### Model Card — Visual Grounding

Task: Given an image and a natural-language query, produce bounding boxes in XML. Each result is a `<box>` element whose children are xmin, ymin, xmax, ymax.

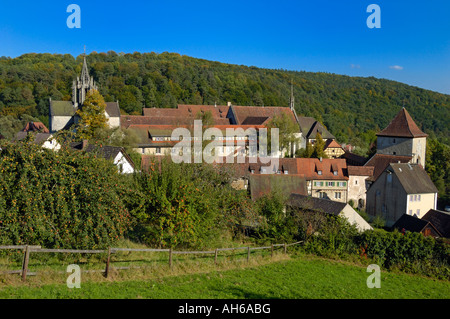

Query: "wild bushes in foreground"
<box><xmin>0</xmin><ymin>140</ymin><xmax>131</xmax><ymax>249</ymax></box>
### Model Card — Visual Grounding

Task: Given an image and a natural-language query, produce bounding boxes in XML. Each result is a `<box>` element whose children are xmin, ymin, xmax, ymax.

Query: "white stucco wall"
<box><xmin>339</xmin><ymin>204</ymin><xmax>373</xmax><ymax>232</ymax></box>
<box><xmin>113</xmin><ymin>152</ymin><xmax>135</xmax><ymax>174</ymax></box>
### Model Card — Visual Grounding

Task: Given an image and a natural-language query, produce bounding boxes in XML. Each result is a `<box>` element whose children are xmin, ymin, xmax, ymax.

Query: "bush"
<box><xmin>0</xmin><ymin>140</ymin><xmax>132</xmax><ymax>249</ymax></box>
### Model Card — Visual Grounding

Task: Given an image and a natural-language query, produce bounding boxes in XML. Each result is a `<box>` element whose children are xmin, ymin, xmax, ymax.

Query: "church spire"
<box><xmin>289</xmin><ymin>80</ymin><xmax>295</xmax><ymax>111</ymax></box>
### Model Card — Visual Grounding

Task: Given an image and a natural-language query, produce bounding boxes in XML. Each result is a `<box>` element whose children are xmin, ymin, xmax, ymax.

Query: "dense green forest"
<box><xmin>0</xmin><ymin>51</ymin><xmax>449</xmax><ymax>147</ymax></box>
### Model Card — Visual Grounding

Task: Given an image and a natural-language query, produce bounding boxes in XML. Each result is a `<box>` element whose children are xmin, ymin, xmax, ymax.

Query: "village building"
<box><xmin>71</xmin><ymin>141</ymin><xmax>135</xmax><ymax>174</ymax></box>
<box><xmin>323</xmin><ymin>139</ymin><xmax>345</xmax><ymax>159</ymax></box>
<box><xmin>287</xmin><ymin>193</ymin><xmax>373</xmax><ymax>232</ymax></box>
<box><xmin>296</xmin><ymin>158</ymin><xmax>349</xmax><ymax>203</ymax></box>
<box><xmin>421</xmin><ymin>209</ymin><xmax>450</xmax><ymax>238</ymax></box>
<box><xmin>347</xmin><ymin>165</ymin><xmax>374</xmax><ymax>211</ymax></box>
<box><xmin>391</xmin><ymin>214</ymin><xmax>442</xmax><ymax>237</ymax></box>
<box><xmin>376</xmin><ymin>108</ymin><xmax>428</xmax><ymax>168</ymax></box>
<box><xmin>14</xmin><ymin>122</ymin><xmax>61</xmax><ymax>151</ymax></box>
<box><xmin>366</xmin><ymin>163</ymin><xmax>438</xmax><ymax>227</ymax></box>
<box><xmin>49</xmin><ymin>56</ymin><xmax>121</xmax><ymax>133</ymax></box>
<box><xmin>296</xmin><ymin>117</ymin><xmax>335</xmax><ymax>148</ymax></box>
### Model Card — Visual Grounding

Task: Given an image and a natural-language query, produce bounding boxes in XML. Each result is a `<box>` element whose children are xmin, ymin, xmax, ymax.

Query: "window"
<box><xmin>335</xmin><ymin>192</ymin><xmax>341</xmax><ymax>199</ymax></box>
<box><xmin>418</xmin><ymin>195</ymin><xmax>421</xmax><ymax>201</ymax></box>
<box><xmin>393</xmin><ymin>138</ymin><xmax>396</xmax><ymax>144</ymax></box>
<box><xmin>326</xmin><ymin>182</ymin><xmax>335</xmax><ymax>187</ymax></box>
<box><xmin>318</xmin><ymin>170</ymin><xmax>322</xmax><ymax>175</ymax></box>
<box><xmin>416</xmin><ymin>209</ymin><xmax>420</xmax><ymax>216</ymax></box>
<box><xmin>155</xmin><ymin>147</ymin><xmax>161</xmax><ymax>154</ymax></box>
<box><xmin>408</xmin><ymin>210</ymin><xmax>413</xmax><ymax>215</ymax></box>
<box><xmin>284</xmin><ymin>170</ymin><xmax>288</xmax><ymax>175</ymax></box>
<box><xmin>333</xmin><ymin>171</ymin><xmax>338</xmax><ymax>176</ymax></box>
<box><xmin>355</xmin><ymin>179</ymin><xmax>358</xmax><ymax>185</ymax></box>
<box><xmin>319</xmin><ymin>192</ymin><xmax>327</xmax><ymax>199</ymax></box>
<box><xmin>393</xmin><ymin>152</ymin><xmax>397</xmax><ymax>155</ymax></box>
<box><xmin>387</xmin><ymin>174</ymin><xmax>392</xmax><ymax>183</ymax></box>
<box><xmin>410</xmin><ymin>195</ymin><xmax>413</xmax><ymax>202</ymax></box>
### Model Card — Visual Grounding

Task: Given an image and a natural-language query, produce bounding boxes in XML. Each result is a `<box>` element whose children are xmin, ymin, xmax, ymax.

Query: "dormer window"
<box><xmin>333</xmin><ymin>171</ymin><xmax>338</xmax><ymax>176</ymax></box>
<box><xmin>318</xmin><ymin>170</ymin><xmax>322</xmax><ymax>175</ymax></box>
<box><xmin>284</xmin><ymin>170</ymin><xmax>288</xmax><ymax>175</ymax></box>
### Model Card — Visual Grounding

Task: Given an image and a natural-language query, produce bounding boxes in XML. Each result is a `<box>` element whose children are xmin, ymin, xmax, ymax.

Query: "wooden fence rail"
<box><xmin>0</xmin><ymin>241</ymin><xmax>303</xmax><ymax>281</ymax></box>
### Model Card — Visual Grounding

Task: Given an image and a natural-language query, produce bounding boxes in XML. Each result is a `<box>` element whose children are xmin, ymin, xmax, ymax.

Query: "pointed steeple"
<box><xmin>377</xmin><ymin>108</ymin><xmax>428</xmax><ymax>138</ymax></box>
<box><xmin>289</xmin><ymin>81</ymin><xmax>295</xmax><ymax>111</ymax></box>
<box><xmin>81</xmin><ymin>56</ymin><xmax>90</xmax><ymax>84</ymax></box>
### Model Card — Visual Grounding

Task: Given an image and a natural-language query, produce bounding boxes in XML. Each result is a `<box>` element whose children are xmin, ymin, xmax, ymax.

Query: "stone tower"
<box><xmin>376</xmin><ymin>107</ymin><xmax>428</xmax><ymax>168</ymax></box>
<box><xmin>72</xmin><ymin>56</ymin><xmax>98</xmax><ymax>108</ymax></box>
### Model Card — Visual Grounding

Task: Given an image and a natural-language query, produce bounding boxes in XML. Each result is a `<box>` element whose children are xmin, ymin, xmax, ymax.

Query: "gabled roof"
<box><xmin>14</xmin><ymin>132</ymin><xmax>53</xmax><ymax>144</ymax></box>
<box><xmin>422</xmin><ymin>209</ymin><xmax>450</xmax><ymax>238</ymax></box>
<box><xmin>324</xmin><ymin>139</ymin><xmax>342</xmax><ymax>150</ymax></box>
<box><xmin>377</xmin><ymin>108</ymin><xmax>428</xmax><ymax>138</ymax></box>
<box><xmin>347</xmin><ymin>166</ymin><xmax>374</xmax><ymax>177</ymax></box>
<box><xmin>295</xmin><ymin>158</ymin><xmax>348</xmax><ymax>180</ymax></box>
<box><xmin>84</xmin><ymin>144</ymin><xmax>135</xmax><ymax>169</ymax></box>
<box><xmin>392</xmin><ymin>214</ymin><xmax>440</xmax><ymax>235</ymax></box>
<box><xmin>50</xmin><ymin>100</ymin><xmax>76</xmax><ymax>117</ymax></box>
<box><xmin>231</xmin><ymin>105</ymin><xmax>297</xmax><ymax>126</ymax></box>
<box><xmin>341</xmin><ymin>151</ymin><xmax>368</xmax><ymax>166</ymax></box>
<box><xmin>105</xmin><ymin>102</ymin><xmax>121</xmax><ymax>118</ymax></box>
<box><xmin>388</xmin><ymin>163</ymin><xmax>438</xmax><ymax>194</ymax></box>
<box><xmin>364</xmin><ymin>153</ymin><xmax>412</xmax><ymax>181</ymax></box>
<box><xmin>297</xmin><ymin>117</ymin><xmax>335</xmax><ymax>140</ymax></box>
<box><xmin>287</xmin><ymin>194</ymin><xmax>347</xmax><ymax>216</ymax></box>
<box><xmin>22</xmin><ymin>122</ymin><xmax>49</xmax><ymax>133</ymax></box>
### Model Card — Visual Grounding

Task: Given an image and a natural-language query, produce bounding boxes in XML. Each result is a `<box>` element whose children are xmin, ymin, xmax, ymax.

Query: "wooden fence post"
<box><xmin>21</xmin><ymin>245</ymin><xmax>30</xmax><ymax>282</ymax></box>
<box><xmin>284</xmin><ymin>243</ymin><xmax>287</xmax><ymax>254</ymax></box>
<box><xmin>169</xmin><ymin>248</ymin><xmax>173</xmax><ymax>269</ymax></box>
<box><xmin>247</xmin><ymin>247</ymin><xmax>250</xmax><ymax>263</ymax></box>
<box><xmin>104</xmin><ymin>247</ymin><xmax>111</xmax><ymax>278</ymax></box>
<box><xmin>271</xmin><ymin>244</ymin><xmax>274</xmax><ymax>258</ymax></box>
<box><xmin>214</xmin><ymin>248</ymin><xmax>218</xmax><ymax>265</ymax></box>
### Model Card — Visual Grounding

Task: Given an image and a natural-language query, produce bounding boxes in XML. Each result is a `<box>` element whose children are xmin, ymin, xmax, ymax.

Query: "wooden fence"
<box><xmin>0</xmin><ymin>241</ymin><xmax>303</xmax><ymax>282</ymax></box>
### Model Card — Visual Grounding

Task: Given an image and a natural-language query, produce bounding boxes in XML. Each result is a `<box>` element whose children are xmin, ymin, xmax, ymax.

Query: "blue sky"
<box><xmin>0</xmin><ymin>0</ymin><xmax>449</xmax><ymax>94</ymax></box>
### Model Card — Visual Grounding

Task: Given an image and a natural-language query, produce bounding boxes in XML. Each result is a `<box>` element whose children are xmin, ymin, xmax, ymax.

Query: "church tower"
<box><xmin>72</xmin><ymin>56</ymin><xmax>98</xmax><ymax>108</ymax></box>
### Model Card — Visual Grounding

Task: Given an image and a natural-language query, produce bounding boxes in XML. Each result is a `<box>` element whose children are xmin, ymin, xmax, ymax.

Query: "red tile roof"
<box><xmin>377</xmin><ymin>108</ymin><xmax>428</xmax><ymax>138</ymax></box>
<box><xmin>347</xmin><ymin>166</ymin><xmax>374</xmax><ymax>176</ymax></box>
<box><xmin>231</xmin><ymin>105</ymin><xmax>297</xmax><ymax>126</ymax></box>
<box><xmin>295</xmin><ymin>158</ymin><xmax>348</xmax><ymax>180</ymax></box>
<box><xmin>22</xmin><ymin>122</ymin><xmax>49</xmax><ymax>133</ymax></box>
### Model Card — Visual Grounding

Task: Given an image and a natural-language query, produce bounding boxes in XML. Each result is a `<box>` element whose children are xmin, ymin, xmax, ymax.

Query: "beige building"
<box><xmin>376</xmin><ymin>108</ymin><xmax>428</xmax><ymax>168</ymax></box>
<box><xmin>347</xmin><ymin>166</ymin><xmax>374</xmax><ymax>210</ymax></box>
<box><xmin>296</xmin><ymin>158</ymin><xmax>349</xmax><ymax>203</ymax></box>
<box><xmin>324</xmin><ymin>139</ymin><xmax>345</xmax><ymax>159</ymax></box>
<box><xmin>366</xmin><ymin>163</ymin><xmax>438</xmax><ymax>227</ymax></box>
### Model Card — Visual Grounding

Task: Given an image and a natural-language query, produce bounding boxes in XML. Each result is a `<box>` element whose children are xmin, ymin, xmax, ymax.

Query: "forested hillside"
<box><xmin>0</xmin><ymin>51</ymin><xmax>449</xmax><ymax>146</ymax></box>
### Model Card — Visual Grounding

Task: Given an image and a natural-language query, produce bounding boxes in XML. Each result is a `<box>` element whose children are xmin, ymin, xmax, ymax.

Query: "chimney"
<box><xmin>319</xmin><ymin>157</ymin><xmax>323</xmax><ymax>162</ymax></box>
<box><xmin>227</xmin><ymin>102</ymin><xmax>232</xmax><ymax>107</ymax></box>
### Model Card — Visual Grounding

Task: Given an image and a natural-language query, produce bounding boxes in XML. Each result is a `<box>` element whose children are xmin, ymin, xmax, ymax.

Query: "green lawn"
<box><xmin>1</xmin><ymin>256</ymin><xmax>448</xmax><ymax>299</ymax></box>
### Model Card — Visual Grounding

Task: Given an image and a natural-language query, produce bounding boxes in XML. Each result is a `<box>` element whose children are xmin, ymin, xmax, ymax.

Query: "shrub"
<box><xmin>0</xmin><ymin>140</ymin><xmax>131</xmax><ymax>249</ymax></box>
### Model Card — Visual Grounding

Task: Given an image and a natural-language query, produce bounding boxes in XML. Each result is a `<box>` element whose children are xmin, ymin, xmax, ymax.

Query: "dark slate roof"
<box><xmin>392</xmin><ymin>214</ymin><xmax>432</xmax><ymax>233</ymax></box>
<box><xmin>364</xmin><ymin>153</ymin><xmax>412</xmax><ymax>181</ymax></box>
<box><xmin>84</xmin><ymin>144</ymin><xmax>123</xmax><ymax>160</ymax></box>
<box><xmin>377</xmin><ymin>108</ymin><xmax>428</xmax><ymax>138</ymax></box>
<box><xmin>50</xmin><ymin>100</ymin><xmax>76</xmax><ymax>117</ymax></box>
<box><xmin>105</xmin><ymin>102</ymin><xmax>121</xmax><ymax>117</ymax></box>
<box><xmin>422</xmin><ymin>209</ymin><xmax>450</xmax><ymax>238</ymax></box>
<box><xmin>341</xmin><ymin>151</ymin><xmax>368</xmax><ymax>166</ymax></box>
<box><xmin>388</xmin><ymin>163</ymin><xmax>438</xmax><ymax>194</ymax></box>
<box><xmin>287</xmin><ymin>194</ymin><xmax>347</xmax><ymax>216</ymax></box>
<box><xmin>14</xmin><ymin>132</ymin><xmax>53</xmax><ymax>144</ymax></box>
<box><xmin>297</xmin><ymin>116</ymin><xmax>335</xmax><ymax>140</ymax></box>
